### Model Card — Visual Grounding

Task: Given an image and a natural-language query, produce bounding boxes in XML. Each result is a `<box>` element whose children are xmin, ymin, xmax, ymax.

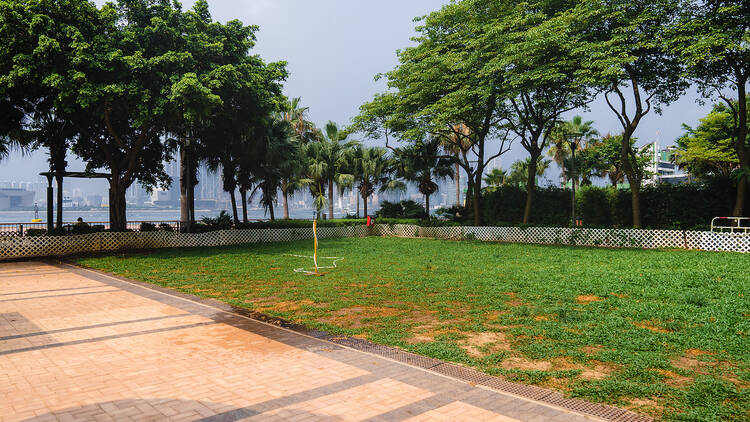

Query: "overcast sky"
<box><xmin>0</xmin><ymin>0</ymin><xmax>714</xmax><ymax>192</ymax></box>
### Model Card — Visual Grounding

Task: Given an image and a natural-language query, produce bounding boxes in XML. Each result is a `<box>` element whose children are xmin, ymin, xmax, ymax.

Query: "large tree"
<box><xmin>675</xmin><ymin>101</ymin><xmax>744</xmax><ymax>180</ymax></box>
<box><xmin>304</xmin><ymin>121</ymin><xmax>355</xmax><ymax>219</ymax></box>
<box><xmin>0</xmin><ymin>0</ymin><xmax>101</xmax><ymax>229</ymax></box>
<box><xmin>357</xmin><ymin>1</ymin><xmax>515</xmax><ymax>225</ymax></box>
<box><xmin>672</xmin><ymin>0</ymin><xmax>750</xmax><ymax>215</ymax></box>
<box><xmin>280</xmin><ymin>97</ymin><xmax>315</xmax><ymax>219</ymax></box>
<box><xmin>487</xmin><ymin>0</ymin><xmax>599</xmax><ymax>224</ymax></box>
<box><xmin>356</xmin><ymin>146</ymin><xmax>404</xmax><ymax>218</ymax></box>
<box><xmin>71</xmin><ymin>0</ymin><xmax>188</xmax><ymax>231</ymax></box>
<box><xmin>584</xmin><ymin>0</ymin><xmax>687</xmax><ymax>226</ymax></box>
<box><xmin>395</xmin><ymin>138</ymin><xmax>454</xmax><ymax>215</ymax></box>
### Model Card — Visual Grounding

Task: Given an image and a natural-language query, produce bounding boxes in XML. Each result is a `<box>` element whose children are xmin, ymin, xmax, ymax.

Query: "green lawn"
<box><xmin>74</xmin><ymin>237</ymin><xmax>750</xmax><ymax>421</ymax></box>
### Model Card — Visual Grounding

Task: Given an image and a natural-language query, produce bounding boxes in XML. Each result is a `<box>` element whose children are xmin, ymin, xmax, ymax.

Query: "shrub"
<box><xmin>139</xmin><ymin>222</ymin><xmax>158</xmax><ymax>232</ymax></box>
<box><xmin>158</xmin><ymin>223</ymin><xmax>174</xmax><ymax>232</ymax></box>
<box><xmin>201</xmin><ymin>210</ymin><xmax>233</xmax><ymax>230</ymax></box>
<box><xmin>376</xmin><ymin>200</ymin><xmax>428</xmax><ymax>219</ymax></box>
<box><xmin>25</xmin><ymin>228</ymin><xmax>47</xmax><ymax>237</ymax></box>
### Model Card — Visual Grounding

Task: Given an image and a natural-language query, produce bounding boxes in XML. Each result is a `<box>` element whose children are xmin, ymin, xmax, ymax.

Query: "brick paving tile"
<box><xmin>1</xmin><ymin>261</ymin><xmax>619</xmax><ymax>422</ymax></box>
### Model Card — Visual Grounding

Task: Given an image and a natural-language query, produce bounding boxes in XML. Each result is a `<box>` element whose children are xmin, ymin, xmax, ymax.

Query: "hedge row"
<box><xmin>481</xmin><ymin>181</ymin><xmax>748</xmax><ymax>230</ymax></box>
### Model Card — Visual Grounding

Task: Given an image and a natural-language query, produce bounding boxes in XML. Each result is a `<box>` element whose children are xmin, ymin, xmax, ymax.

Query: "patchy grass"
<box><xmin>74</xmin><ymin>236</ymin><xmax>750</xmax><ymax>421</ymax></box>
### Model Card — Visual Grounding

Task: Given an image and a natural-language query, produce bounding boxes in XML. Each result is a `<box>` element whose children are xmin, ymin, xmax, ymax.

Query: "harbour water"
<box><xmin>0</xmin><ymin>207</ymin><xmax>351</xmax><ymax>223</ymax></box>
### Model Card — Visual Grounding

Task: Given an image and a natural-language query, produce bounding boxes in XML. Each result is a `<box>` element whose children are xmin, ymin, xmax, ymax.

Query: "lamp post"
<box><xmin>568</xmin><ymin>131</ymin><xmax>581</xmax><ymax>227</ymax></box>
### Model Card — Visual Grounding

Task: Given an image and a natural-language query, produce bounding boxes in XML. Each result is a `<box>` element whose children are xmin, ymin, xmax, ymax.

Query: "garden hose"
<box><xmin>289</xmin><ymin>218</ymin><xmax>344</xmax><ymax>276</ymax></box>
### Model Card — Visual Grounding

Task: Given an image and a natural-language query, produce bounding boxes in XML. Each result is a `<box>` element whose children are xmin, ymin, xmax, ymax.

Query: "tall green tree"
<box><xmin>358</xmin><ymin>1</ymin><xmax>515</xmax><ymax>225</ymax></box>
<box><xmin>0</xmin><ymin>0</ymin><xmax>101</xmax><ymax>229</ymax></box>
<box><xmin>280</xmin><ymin>97</ymin><xmax>315</xmax><ymax>219</ymax></box>
<box><xmin>243</xmin><ymin>115</ymin><xmax>298</xmax><ymax>221</ymax></box>
<box><xmin>584</xmin><ymin>0</ymin><xmax>687</xmax><ymax>226</ymax></box>
<box><xmin>71</xmin><ymin>0</ymin><xmax>189</xmax><ymax>231</ymax></box>
<box><xmin>304</xmin><ymin>121</ymin><xmax>355</xmax><ymax>219</ymax></box>
<box><xmin>548</xmin><ymin>116</ymin><xmax>599</xmax><ymax>189</ymax></box>
<box><xmin>356</xmin><ymin>147</ymin><xmax>404</xmax><ymax>217</ymax></box>
<box><xmin>672</xmin><ymin>0</ymin><xmax>750</xmax><ymax>215</ymax></box>
<box><xmin>488</xmin><ymin>1</ymin><xmax>598</xmax><ymax>224</ymax></box>
<box><xmin>675</xmin><ymin>102</ymin><xmax>743</xmax><ymax>179</ymax></box>
<box><xmin>395</xmin><ymin>138</ymin><xmax>454</xmax><ymax>215</ymax></box>
<box><xmin>506</xmin><ymin>157</ymin><xmax>551</xmax><ymax>187</ymax></box>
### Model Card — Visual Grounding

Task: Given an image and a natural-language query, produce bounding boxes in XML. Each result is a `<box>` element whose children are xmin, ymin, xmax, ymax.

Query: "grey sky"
<box><xmin>0</xmin><ymin>0</ymin><xmax>714</xmax><ymax>192</ymax></box>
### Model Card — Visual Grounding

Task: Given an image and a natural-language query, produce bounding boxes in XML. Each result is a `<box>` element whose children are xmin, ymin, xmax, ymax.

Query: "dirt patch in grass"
<box><xmin>626</xmin><ymin>398</ymin><xmax>664</xmax><ymax>417</ymax></box>
<box><xmin>654</xmin><ymin>369</ymin><xmax>693</xmax><ymax>388</ymax></box>
<box><xmin>501</xmin><ymin>357</ymin><xmax>552</xmax><ymax>371</ymax></box>
<box><xmin>504</xmin><ymin>292</ymin><xmax>525</xmax><ymax>307</ymax></box>
<box><xmin>576</xmin><ymin>294</ymin><xmax>604</xmax><ymax>304</ymax></box>
<box><xmin>486</xmin><ymin>310</ymin><xmax>508</xmax><ymax>321</ymax></box>
<box><xmin>580</xmin><ymin>345</ymin><xmax>604</xmax><ymax>355</ymax></box>
<box><xmin>460</xmin><ymin>332</ymin><xmax>511</xmax><ymax>357</ymax></box>
<box><xmin>319</xmin><ymin>305</ymin><xmax>401</xmax><ymax>329</ymax></box>
<box><xmin>633</xmin><ymin>320</ymin><xmax>671</xmax><ymax>333</ymax></box>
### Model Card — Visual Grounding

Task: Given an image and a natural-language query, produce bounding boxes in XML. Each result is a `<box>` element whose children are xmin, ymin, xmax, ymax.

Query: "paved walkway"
<box><xmin>0</xmin><ymin>261</ymin><xmax>605</xmax><ymax>422</ymax></box>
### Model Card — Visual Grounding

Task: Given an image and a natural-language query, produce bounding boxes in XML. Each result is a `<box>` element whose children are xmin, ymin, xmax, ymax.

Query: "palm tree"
<box><xmin>440</xmin><ymin>124</ymin><xmax>471</xmax><ymax>206</ymax></box>
<box><xmin>396</xmin><ymin>139</ymin><xmax>454</xmax><ymax>215</ymax></box>
<box><xmin>483</xmin><ymin>168</ymin><xmax>507</xmax><ymax>188</ymax></box>
<box><xmin>245</xmin><ymin>116</ymin><xmax>299</xmax><ymax>221</ymax></box>
<box><xmin>281</xmin><ymin>97</ymin><xmax>316</xmax><ymax>219</ymax></box>
<box><xmin>549</xmin><ymin>116</ymin><xmax>598</xmax><ymax>224</ymax></box>
<box><xmin>507</xmin><ymin>157</ymin><xmax>551</xmax><ymax>187</ymax></box>
<box><xmin>357</xmin><ymin>147</ymin><xmax>405</xmax><ymax>217</ymax></box>
<box><xmin>548</xmin><ymin>116</ymin><xmax>598</xmax><ymax>190</ymax></box>
<box><xmin>304</xmin><ymin>121</ymin><xmax>355</xmax><ymax>219</ymax></box>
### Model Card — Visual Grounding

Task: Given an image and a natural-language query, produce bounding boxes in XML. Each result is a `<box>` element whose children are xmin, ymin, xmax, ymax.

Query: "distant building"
<box><xmin>642</xmin><ymin>142</ymin><xmax>690</xmax><ymax>185</ymax></box>
<box><xmin>0</xmin><ymin>188</ymin><xmax>35</xmax><ymax>210</ymax></box>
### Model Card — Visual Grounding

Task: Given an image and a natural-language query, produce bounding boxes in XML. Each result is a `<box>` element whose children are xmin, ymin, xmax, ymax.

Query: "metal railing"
<box><xmin>710</xmin><ymin>217</ymin><xmax>750</xmax><ymax>234</ymax></box>
<box><xmin>0</xmin><ymin>220</ymin><xmax>181</xmax><ymax>237</ymax></box>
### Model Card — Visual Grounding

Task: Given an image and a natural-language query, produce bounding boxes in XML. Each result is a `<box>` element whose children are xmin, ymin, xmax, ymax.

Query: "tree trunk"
<box><xmin>733</xmin><ymin>77</ymin><xmax>748</xmax><ymax>216</ymax></box>
<box><xmin>282</xmin><ymin>179</ymin><xmax>290</xmax><ymax>219</ymax></box>
<box><xmin>229</xmin><ymin>189</ymin><xmax>239</xmax><ymax>226</ymax></box>
<box><xmin>630</xmin><ymin>181</ymin><xmax>642</xmax><ymax>228</ymax></box>
<box><xmin>328</xmin><ymin>179</ymin><xmax>334</xmax><ymax>219</ymax></box>
<box><xmin>523</xmin><ymin>153</ymin><xmax>539</xmax><ymax>224</ymax></box>
<box><xmin>109</xmin><ymin>176</ymin><xmax>127</xmax><ymax>232</ymax></box>
<box><xmin>570</xmin><ymin>143</ymin><xmax>577</xmax><ymax>225</ymax></box>
<box><xmin>455</xmin><ymin>163</ymin><xmax>461</xmax><ymax>206</ymax></box>
<box><xmin>356</xmin><ymin>192</ymin><xmax>360</xmax><ymax>218</ymax></box>
<box><xmin>472</xmin><ymin>173</ymin><xmax>482</xmax><ymax>225</ymax></box>
<box><xmin>621</xmin><ymin>130</ymin><xmax>641</xmax><ymax>227</ymax></box>
<box><xmin>363</xmin><ymin>193</ymin><xmax>368</xmax><ymax>218</ymax></box>
<box><xmin>240</xmin><ymin>188</ymin><xmax>248</xmax><ymax>224</ymax></box>
<box><xmin>55</xmin><ymin>175</ymin><xmax>63</xmax><ymax>230</ymax></box>
<box><xmin>734</xmin><ymin>176</ymin><xmax>747</xmax><ymax>216</ymax></box>
<box><xmin>179</xmin><ymin>144</ymin><xmax>190</xmax><ymax>232</ymax></box>
<box><xmin>425</xmin><ymin>194</ymin><xmax>430</xmax><ymax>216</ymax></box>
<box><xmin>268</xmin><ymin>196</ymin><xmax>275</xmax><ymax>221</ymax></box>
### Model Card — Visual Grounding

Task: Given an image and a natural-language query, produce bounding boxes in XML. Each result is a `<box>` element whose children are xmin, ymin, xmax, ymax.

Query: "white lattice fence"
<box><xmin>1</xmin><ymin>223</ymin><xmax>748</xmax><ymax>261</ymax></box>
<box><xmin>0</xmin><ymin>225</ymin><xmax>365</xmax><ymax>261</ymax></box>
<box><xmin>378</xmin><ymin>224</ymin><xmax>749</xmax><ymax>253</ymax></box>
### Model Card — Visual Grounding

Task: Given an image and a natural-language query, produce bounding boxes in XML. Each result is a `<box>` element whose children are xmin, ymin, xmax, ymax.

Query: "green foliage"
<box><xmin>481</xmin><ymin>183</ymin><xmax>747</xmax><ymax>229</ymax></box>
<box><xmin>675</xmin><ymin>102</ymin><xmax>743</xmax><ymax>180</ymax></box>
<box><xmin>200</xmin><ymin>210</ymin><xmax>233</xmax><ymax>231</ymax></box>
<box><xmin>376</xmin><ymin>200</ymin><xmax>428</xmax><ymax>219</ymax></box>
<box><xmin>139</xmin><ymin>222</ymin><xmax>158</xmax><ymax>232</ymax></box>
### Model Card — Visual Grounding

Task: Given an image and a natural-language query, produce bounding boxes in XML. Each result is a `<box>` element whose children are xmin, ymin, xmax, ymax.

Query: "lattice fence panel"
<box><xmin>1</xmin><ymin>224</ymin><xmax>748</xmax><ymax>261</ymax></box>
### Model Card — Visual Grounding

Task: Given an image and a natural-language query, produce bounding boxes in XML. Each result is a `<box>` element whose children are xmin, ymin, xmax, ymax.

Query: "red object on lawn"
<box><xmin>367</xmin><ymin>216</ymin><xmax>372</xmax><ymax>226</ymax></box>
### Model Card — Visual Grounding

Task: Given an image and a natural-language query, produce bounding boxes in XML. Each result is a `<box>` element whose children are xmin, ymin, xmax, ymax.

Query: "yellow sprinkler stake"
<box><xmin>289</xmin><ymin>214</ymin><xmax>344</xmax><ymax>276</ymax></box>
